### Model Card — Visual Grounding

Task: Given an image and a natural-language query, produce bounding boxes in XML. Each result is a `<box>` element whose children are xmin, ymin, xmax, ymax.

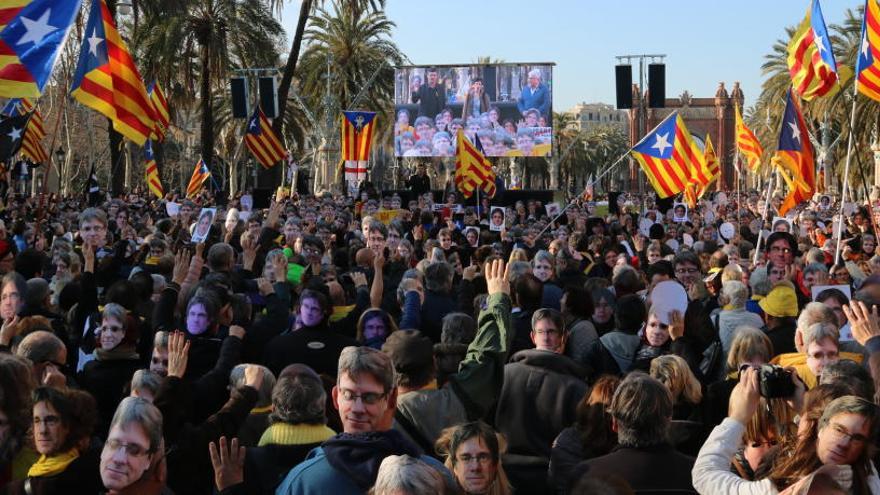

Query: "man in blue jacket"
<box><xmin>275</xmin><ymin>346</ymin><xmax>451</xmax><ymax>494</ymax></box>
<box><xmin>517</xmin><ymin>69</ymin><xmax>550</xmax><ymax>119</ymax></box>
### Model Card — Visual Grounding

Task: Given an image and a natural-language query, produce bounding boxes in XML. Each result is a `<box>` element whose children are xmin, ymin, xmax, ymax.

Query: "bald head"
<box><xmin>15</xmin><ymin>330</ymin><xmax>66</xmax><ymax>383</ymax></box>
<box><xmin>327</xmin><ymin>281</ymin><xmax>345</xmax><ymax>306</ymax></box>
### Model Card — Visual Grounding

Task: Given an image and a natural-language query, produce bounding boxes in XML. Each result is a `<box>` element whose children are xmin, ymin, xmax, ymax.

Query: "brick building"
<box><xmin>627</xmin><ymin>81</ymin><xmax>744</xmax><ymax>193</ymax></box>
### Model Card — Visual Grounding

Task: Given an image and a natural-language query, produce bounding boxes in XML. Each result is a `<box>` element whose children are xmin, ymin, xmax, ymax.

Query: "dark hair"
<box><xmin>646</xmin><ymin>260</ymin><xmax>675</xmax><ymax>280</ymax></box>
<box><xmin>765</xmin><ymin>231</ymin><xmax>797</xmax><ymax>254</ymax></box>
<box><xmin>614</xmin><ymin>294</ymin><xmax>646</xmax><ymax>333</ymax></box>
<box><xmin>298</xmin><ymin>289</ymin><xmax>331</xmax><ymax>319</ymax></box>
<box><xmin>514</xmin><ymin>273</ymin><xmax>544</xmax><ymax>312</ymax></box>
<box><xmin>31</xmin><ymin>387</ymin><xmax>97</xmax><ymax>453</ymax></box>
<box><xmin>0</xmin><ymin>355</ymin><xmax>35</xmax><ymax>463</ymax></box>
<box><xmin>612</xmin><ymin>267</ymin><xmax>642</xmax><ymax>297</ymax></box>
<box><xmin>435</xmin><ymin>420</ymin><xmax>502</xmax><ymax>467</ymax></box>
<box><xmin>13</xmin><ymin>249</ymin><xmax>44</xmax><ymax>279</ymax></box>
<box><xmin>562</xmin><ymin>285</ymin><xmax>594</xmax><ymax>320</ymax></box>
<box><xmin>672</xmin><ymin>251</ymin><xmax>700</xmax><ymax>270</ymax></box>
<box><xmin>610</xmin><ymin>373</ymin><xmax>672</xmax><ymax>448</ymax></box>
<box><xmin>815</xmin><ymin>288</ymin><xmax>849</xmax><ymax>306</ymax></box>
<box><xmin>425</xmin><ymin>262</ymin><xmax>454</xmax><ymax>293</ymax></box>
<box><xmin>270</xmin><ymin>373</ymin><xmax>326</xmax><ymax>425</ymax></box>
<box><xmin>820</xmin><ymin>360</ymin><xmax>875</xmax><ymax>401</ymax></box>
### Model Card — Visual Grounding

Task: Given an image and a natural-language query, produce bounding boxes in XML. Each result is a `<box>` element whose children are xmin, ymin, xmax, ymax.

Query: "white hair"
<box><xmin>528</xmin><ymin>69</ymin><xmax>541</xmax><ymax>79</ymax></box>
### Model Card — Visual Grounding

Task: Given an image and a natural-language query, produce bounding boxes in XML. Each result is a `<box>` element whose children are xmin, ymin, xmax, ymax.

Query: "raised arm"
<box><xmin>447</xmin><ymin>260</ymin><xmax>513</xmax><ymax>418</ymax></box>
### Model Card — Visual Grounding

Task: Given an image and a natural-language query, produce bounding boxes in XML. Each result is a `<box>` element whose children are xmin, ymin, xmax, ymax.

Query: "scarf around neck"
<box><xmin>27</xmin><ymin>447</ymin><xmax>78</xmax><ymax>478</ymax></box>
<box><xmin>257</xmin><ymin>423</ymin><xmax>335</xmax><ymax>447</ymax></box>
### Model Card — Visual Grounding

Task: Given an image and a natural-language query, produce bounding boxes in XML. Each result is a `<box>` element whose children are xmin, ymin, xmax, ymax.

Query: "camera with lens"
<box><xmin>758</xmin><ymin>364</ymin><xmax>794</xmax><ymax>399</ymax></box>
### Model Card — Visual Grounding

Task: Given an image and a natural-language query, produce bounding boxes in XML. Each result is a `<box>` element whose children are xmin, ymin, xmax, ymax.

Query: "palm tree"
<box><xmin>266</xmin><ymin>0</ymin><xmax>386</xmax><ymax>138</ymax></box>
<box><xmin>135</xmin><ymin>0</ymin><xmax>284</xmax><ymax>177</ymax></box>
<box><xmin>294</xmin><ymin>0</ymin><xmax>404</xmax><ymax>191</ymax></box>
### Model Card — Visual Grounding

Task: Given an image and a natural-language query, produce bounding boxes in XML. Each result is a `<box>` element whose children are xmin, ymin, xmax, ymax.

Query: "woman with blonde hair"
<box><xmin>704</xmin><ymin>327</ymin><xmax>774</xmax><ymax>426</ymax></box>
<box><xmin>508</xmin><ymin>248</ymin><xmax>528</xmax><ymax>263</ymax></box>
<box><xmin>435</xmin><ymin>421</ymin><xmax>511</xmax><ymax>495</ymax></box>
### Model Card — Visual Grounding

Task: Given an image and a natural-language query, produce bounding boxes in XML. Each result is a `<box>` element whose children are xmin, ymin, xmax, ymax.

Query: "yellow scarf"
<box><xmin>257</xmin><ymin>423</ymin><xmax>335</xmax><ymax>447</ymax></box>
<box><xmin>250</xmin><ymin>404</ymin><xmax>273</xmax><ymax>414</ymax></box>
<box><xmin>330</xmin><ymin>305</ymin><xmax>355</xmax><ymax>323</ymax></box>
<box><xmin>27</xmin><ymin>448</ymin><xmax>79</xmax><ymax>478</ymax></box>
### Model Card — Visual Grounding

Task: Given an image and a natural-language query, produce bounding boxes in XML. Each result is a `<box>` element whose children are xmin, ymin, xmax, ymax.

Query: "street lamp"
<box><xmin>54</xmin><ymin>146</ymin><xmax>64</xmax><ymax>162</ymax></box>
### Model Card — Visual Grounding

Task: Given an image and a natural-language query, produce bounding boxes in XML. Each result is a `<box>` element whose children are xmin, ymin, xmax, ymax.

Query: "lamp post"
<box><xmin>54</xmin><ymin>146</ymin><xmax>64</xmax><ymax>194</ymax></box>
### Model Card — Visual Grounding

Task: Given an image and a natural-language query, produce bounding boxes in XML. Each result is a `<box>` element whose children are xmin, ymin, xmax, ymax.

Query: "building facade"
<box><xmin>569</xmin><ymin>102</ymin><xmax>629</xmax><ymax>133</ymax></box>
<box><xmin>627</xmin><ymin>81</ymin><xmax>744</xmax><ymax>193</ymax></box>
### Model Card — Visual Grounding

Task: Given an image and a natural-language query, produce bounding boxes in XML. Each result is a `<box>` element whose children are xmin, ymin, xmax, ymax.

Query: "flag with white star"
<box><xmin>245</xmin><ymin>105</ymin><xmax>286</xmax><ymax>169</ymax></box>
<box><xmin>0</xmin><ymin>112</ymin><xmax>31</xmax><ymax>162</ymax></box>
<box><xmin>772</xmin><ymin>88</ymin><xmax>815</xmax><ymax>216</ymax></box>
<box><xmin>857</xmin><ymin>0</ymin><xmax>880</xmax><ymax>102</ymax></box>
<box><xmin>630</xmin><ymin>111</ymin><xmax>707</xmax><ymax>199</ymax></box>
<box><xmin>70</xmin><ymin>0</ymin><xmax>155</xmax><ymax>146</ymax></box>
<box><xmin>0</xmin><ymin>0</ymin><xmax>82</xmax><ymax>97</ymax></box>
<box><xmin>787</xmin><ymin>0</ymin><xmax>838</xmax><ymax>101</ymax></box>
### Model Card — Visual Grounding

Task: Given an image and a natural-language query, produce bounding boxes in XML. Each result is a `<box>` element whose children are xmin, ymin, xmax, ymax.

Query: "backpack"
<box><xmin>698</xmin><ymin>313</ymin><xmax>723</xmax><ymax>381</ymax></box>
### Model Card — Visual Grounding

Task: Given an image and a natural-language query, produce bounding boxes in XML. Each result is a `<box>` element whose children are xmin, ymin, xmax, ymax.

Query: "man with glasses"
<box><xmin>276</xmin><ymin>346</ymin><xmax>452</xmax><ymax>494</ymax></box>
<box><xmin>672</xmin><ymin>251</ymin><xmax>718</xmax><ymax>355</ymax></box>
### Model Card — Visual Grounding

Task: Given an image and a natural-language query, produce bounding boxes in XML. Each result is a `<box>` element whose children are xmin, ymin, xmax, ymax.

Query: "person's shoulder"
<box><xmin>277</xmin><ymin>447</ymin><xmax>352</xmax><ymax>493</ymax></box>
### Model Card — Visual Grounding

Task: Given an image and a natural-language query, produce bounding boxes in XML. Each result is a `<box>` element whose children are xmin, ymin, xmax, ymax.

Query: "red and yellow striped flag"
<box><xmin>787</xmin><ymin>0</ymin><xmax>838</xmax><ymax>101</ymax></box>
<box><xmin>148</xmin><ymin>82</ymin><xmax>169</xmax><ymax>142</ymax></box>
<box><xmin>245</xmin><ymin>106</ymin><xmax>286</xmax><ymax>169</ymax></box>
<box><xmin>186</xmin><ymin>158</ymin><xmax>210</xmax><ymax>199</ymax></box>
<box><xmin>70</xmin><ymin>0</ymin><xmax>155</xmax><ymax>146</ymax></box>
<box><xmin>341</xmin><ymin>111</ymin><xmax>376</xmax><ymax>161</ymax></box>
<box><xmin>735</xmin><ymin>104</ymin><xmax>763</xmax><ymax>171</ymax></box>
<box><xmin>144</xmin><ymin>139</ymin><xmax>163</xmax><ymax>198</ymax></box>
<box><xmin>455</xmin><ymin>130</ymin><xmax>496</xmax><ymax>199</ymax></box>
<box><xmin>857</xmin><ymin>0</ymin><xmax>880</xmax><ymax>101</ymax></box>
<box><xmin>20</xmin><ymin>109</ymin><xmax>46</xmax><ymax>163</ymax></box>
<box><xmin>631</xmin><ymin>112</ymin><xmax>706</xmax><ymax>199</ymax></box>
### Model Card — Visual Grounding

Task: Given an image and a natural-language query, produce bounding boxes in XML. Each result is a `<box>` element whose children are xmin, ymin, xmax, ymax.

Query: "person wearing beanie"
<box><xmin>758</xmin><ymin>281</ymin><xmax>799</xmax><ymax>356</ymax></box>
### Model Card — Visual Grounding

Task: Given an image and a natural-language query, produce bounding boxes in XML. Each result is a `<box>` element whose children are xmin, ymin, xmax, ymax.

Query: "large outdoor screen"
<box><xmin>393</xmin><ymin>63</ymin><xmax>553</xmax><ymax>157</ymax></box>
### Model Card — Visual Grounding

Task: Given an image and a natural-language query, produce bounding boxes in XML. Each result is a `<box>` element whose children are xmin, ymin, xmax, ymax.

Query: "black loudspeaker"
<box><xmin>615</xmin><ymin>65</ymin><xmax>632</xmax><ymax>109</ymax></box>
<box><xmin>252</xmin><ymin>188</ymin><xmax>272</xmax><ymax>209</ymax></box>
<box><xmin>648</xmin><ymin>64</ymin><xmax>666</xmax><ymax>108</ymax></box>
<box><xmin>258</xmin><ymin>76</ymin><xmax>278</xmax><ymax>118</ymax></box>
<box><xmin>230</xmin><ymin>77</ymin><xmax>249</xmax><ymax>118</ymax></box>
<box><xmin>482</xmin><ymin>65</ymin><xmax>497</xmax><ymax>101</ymax></box>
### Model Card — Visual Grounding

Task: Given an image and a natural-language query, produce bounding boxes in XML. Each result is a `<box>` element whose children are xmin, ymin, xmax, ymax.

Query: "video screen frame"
<box><xmin>393</xmin><ymin>62</ymin><xmax>554</xmax><ymax>158</ymax></box>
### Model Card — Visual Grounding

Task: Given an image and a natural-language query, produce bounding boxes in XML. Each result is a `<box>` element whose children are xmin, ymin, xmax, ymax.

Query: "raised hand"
<box><xmin>209</xmin><ymin>437</ymin><xmax>245</xmax><ymax>492</ymax></box>
<box><xmin>166</xmin><ymin>331</ymin><xmax>190</xmax><ymax>379</ymax></box>
<box><xmin>729</xmin><ymin>367</ymin><xmax>760</xmax><ymax>425</ymax></box>
<box><xmin>485</xmin><ymin>259</ymin><xmax>509</xmax><ymax>296</ymax></box>
<box><xmin>83</xmin><ymin>242</ymin><xmax>96</xmax><ymax>274</ymax></box>
<box><xmin>172</xmin><ymin>249</ymin><xmax>191</xmax><ymax>285</ymax></box>
<box><xmin>228</xmin><ymin>325</ymin><xmax>245</xmax><ymax>340</ymax></box>
<box><xmin>843</xmin><ymin>301</ymin><xmax>880</xmax><ymax>346</ymax></box>
<box><xmin>256</xmin><ymin>277</ymin><xmax>274</xmax><ymax>296</ymax></box>
<box><xmin>243</xmin><ymin>365</ymin><xmax>264</xmax><ymax>388</ymax></box>
<box><xmin>667</xmin><ymin>310</ymin><xmax>685</xmax><ymax>341</ymax></box>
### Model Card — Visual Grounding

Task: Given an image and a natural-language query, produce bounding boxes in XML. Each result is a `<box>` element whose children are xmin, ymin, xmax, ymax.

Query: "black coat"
<box><xmin>509</xmin><ymin>310</ymin><xmax>536</xmax><ymax>358</ymax></box>
<box><xmin>2</xmin><ymin>446</ymin><xmax>102</xmax><ymax>495</ymax></box>
<box><xmin>78</xmin><ymin>357</ymin><xmax>141</xmax><ymax>438</ymax></box>
<box><xmin>494</xmin><ymin>349</ymin><xmax>589</xmax><ymax>459</ymax></box>
<box><xmin>234</xmin><ymin>443</ymin><xmax>324</xmax><ymax>495</ymax></box>
<box><xmin>583</xmin><ymin>444</ymin><xmax>696</xmax><ymax>492</ymax></box>
<box><xmin>419</xmin><ymin>290</ymin><xmax>457</xmax><ymax>343</ymax></box>
<box><xmin>263</xmin><ymin>326</ymin><xmax>358</xmax><ymax>378</ymax></box>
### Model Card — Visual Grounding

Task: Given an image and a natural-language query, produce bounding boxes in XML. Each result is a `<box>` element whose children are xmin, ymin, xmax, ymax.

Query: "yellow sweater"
<box><xmin>771</xmin><ymin>351</ymin><xmax>864</xmax><ymax>389</ymax></box>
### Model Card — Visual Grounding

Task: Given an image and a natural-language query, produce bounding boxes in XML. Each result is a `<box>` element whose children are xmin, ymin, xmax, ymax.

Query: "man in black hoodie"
<box><xmin>275</xmin><ymin>346</ymin><xmax>452</xmax><ymax>494</ymax></box>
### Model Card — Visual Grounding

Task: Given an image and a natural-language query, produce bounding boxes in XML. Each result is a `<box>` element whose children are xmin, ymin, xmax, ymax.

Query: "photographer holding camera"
<box><xmin>693</xmin><ymin>365</ymin><xmax>880</xmax><ymax>494</ymax></box>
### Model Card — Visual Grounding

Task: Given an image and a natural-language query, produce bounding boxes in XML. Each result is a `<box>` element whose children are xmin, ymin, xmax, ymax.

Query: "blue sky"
<box><xmin>280</xmin><ymin>0</ymin><xmax>860</xmax><ymax>111</ymax></box>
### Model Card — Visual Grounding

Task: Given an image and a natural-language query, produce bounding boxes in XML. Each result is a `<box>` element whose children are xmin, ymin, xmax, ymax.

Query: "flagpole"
<box><xmin>753</xmin><ymin>170</ymin><xmax>776</xmax><ymax>266</ymax></box>
<box><xmin>834</xmin><ymin>88</ymin><xmax>859</xmax><ymax>266</ymax></box>
<box><xmin>734</xmin><ymin>146</ymin><xmax>741</xmax><ymax>236</ymax></box>
<box><xmin>536</xmin><ymin>148</ymin><xmax>632</xmax><ymax>238</ymax></box>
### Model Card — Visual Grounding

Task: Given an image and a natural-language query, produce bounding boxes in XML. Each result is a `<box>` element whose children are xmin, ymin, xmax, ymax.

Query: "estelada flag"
<box><xmin>20</xmin><ymin>108</ymin><xmax>46</xmax><ymax>163</ymax></box>
<box><xmin>341</xmin><ymin>111</ymin><xmax>376</xmax><ymax>161</ymax></box>
<box><xmin>630</xmin><ymin>112</ymin><xmax>706</xmax><ymax>199</ymax></box>
<box><xmin>70</xmin><ymin>0</ymin><xmax>155</xmax><ymax>145</ymax></box>
<box><xmin>787</xmin><ymin>0</ymin><xmax>838</xmax><ymax>100</ymax></box>
<box><xmin>245</xmin><ymin>105</ymin><xmax>286</xmax><ymax>168</ymax></box>
<box><xmin>856</xmin><ymin>0</ymin><xmax>880</xmax><ymax>101</ymax></box>
<box><xmin>0</xmin><ymin>0</ymin><xmax>81</xmax><ymax>97</ymax></box>
<box><xmin>454</xmin><ymin>130</ymin><xmax>495</xmax><ymax>199</ymax></box>
<box><xmin>144</xmin><ymin>139</ymin><xmax>163</xmax><ymax>199</ymax></box>
<box><xmin>186</xmin><ymin>158</ymin><xmax>210</xmax><ymax>199</ymax></box>
<box><xmin>735</xmin><ymin>104</ymin><xmax>763</xmax><ymax>171</ymax></box>
<box><xmin>772</xmin><ymin>88</ymin><xmax>815</xmax><ymax>216</ymax></box>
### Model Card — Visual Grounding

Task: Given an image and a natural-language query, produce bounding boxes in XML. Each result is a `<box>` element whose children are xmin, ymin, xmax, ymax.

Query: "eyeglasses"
<box><xmin>827</xmin><ymin>422</ymin><xmax>868</xmax><ymax>445</ymax></box>
<box><xmin>304</xmin><ymin>248</ymin><xmax>321</xmax><ymax>256</ymax></box>
<box><xmin>339</xmin><ymin>389</ymin><xmax>387</xmax><ymax>405</ymax></box>
<box><xmin>105</xmin><ymin>438</ymin><xmax>152</xmax><ymax>457</ymax></box>
<box><xmin>457</xmin><ymin>453</ymin><xmax>494</xmax><ymax>466</ymax></box>
<box><xmin>33</xmin><ymin>415</ymin><xmax>60</xmax><ymax>427</ymax></box>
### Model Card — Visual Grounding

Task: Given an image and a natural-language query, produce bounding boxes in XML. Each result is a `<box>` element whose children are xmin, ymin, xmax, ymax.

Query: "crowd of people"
<box><xmin>1</xmin><ymin>182</ymin><xmax>880</xmax><ymax>494</ymax></box>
